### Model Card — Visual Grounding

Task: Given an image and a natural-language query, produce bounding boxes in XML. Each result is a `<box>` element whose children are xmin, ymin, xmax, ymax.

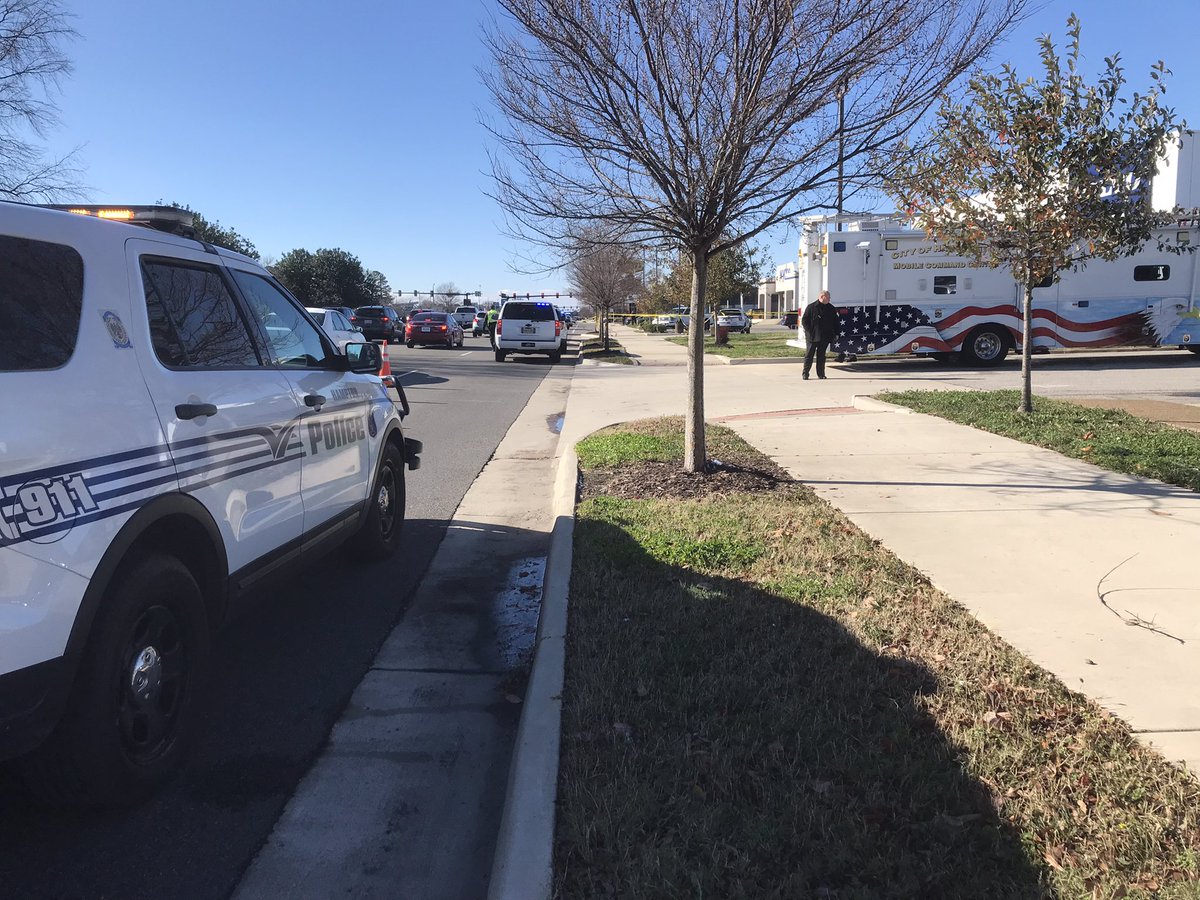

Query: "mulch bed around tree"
<box><xmin>579</xmin><ymin>454</ymin><xmax>797</xmax><ymax>502</ymax></box>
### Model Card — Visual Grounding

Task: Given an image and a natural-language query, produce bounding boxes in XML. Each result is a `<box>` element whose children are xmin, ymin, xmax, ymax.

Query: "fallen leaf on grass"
<box><xmin>1044</xmin><ymin>845</ymin><xmax>1066</xmax><ymax>871</ymax></box>
<box><xmin>983</xmin><ymin>710</ymin><xmax>1013</xmax><ymax>728</ymax></box>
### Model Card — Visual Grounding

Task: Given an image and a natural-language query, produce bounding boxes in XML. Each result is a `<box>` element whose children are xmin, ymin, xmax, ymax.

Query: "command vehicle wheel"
<box><xmin>960</xmin><ymin>325</ymin><xmax>1009</xmax><ymax>367</ymax></box>
<box><xmin>1187</xmin><ymin>346</ymin><xmax>1200</xmax><ymax>356</ymax></box>
<box><xmin>351</xmin><ymin>442</ymin><xmax>405</xmax><ymax>561</ymax></box>
<box><xmin>495</xmin><ymin>349</ymin><xmax>506</xmax><ymax>362</ymax></box>
<box><xmin>22</xmin><ymin>554</ymin><xmax>209</xmax><ymax>807</ymax></box>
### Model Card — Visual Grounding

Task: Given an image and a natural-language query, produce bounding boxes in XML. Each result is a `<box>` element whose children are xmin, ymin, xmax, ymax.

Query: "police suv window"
<box><xmin>230</xmin><ymin>271</ymin><xmax>332</xmax><ymax>369</ymax></box>
<box><xmin>143</xmin><ymin>259</ymin><xmax>260</xmax><ymax>368</ymax></box>
<box><xmin>0</xmin><ymin>235</ymin><xmax>84</xmax><ymax>371</ymax></box>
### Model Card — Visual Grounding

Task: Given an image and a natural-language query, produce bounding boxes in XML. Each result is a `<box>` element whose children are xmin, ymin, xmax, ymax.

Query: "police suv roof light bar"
<box><xmin>43</xmin><ymin>204</ymin><xmax>196</xmax><ymax>238</ymax></box>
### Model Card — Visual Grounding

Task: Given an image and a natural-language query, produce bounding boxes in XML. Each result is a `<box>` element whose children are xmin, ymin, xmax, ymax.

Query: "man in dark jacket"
<box><xmin>801</xmin><ymin>290</ymin><xmax>840</xmax><ymax>380</ymax></box>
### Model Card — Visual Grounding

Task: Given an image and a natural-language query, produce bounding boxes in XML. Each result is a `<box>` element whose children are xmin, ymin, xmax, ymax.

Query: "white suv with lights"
<box><xmin>494</xmin><ymin>300</ymin><xmax>566</xmax><ymax>362</ymax></box>
<box><xmin>0</xmin><ymin>203</ymin><xmax>421</xmax><ymax>806</ymax></box>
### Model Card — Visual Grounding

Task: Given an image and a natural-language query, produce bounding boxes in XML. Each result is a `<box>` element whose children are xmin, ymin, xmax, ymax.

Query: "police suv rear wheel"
<box><xmin>22</xmin><ymin>554</ymin><xmax>209</xmax><ymax>807</ymax></box>
<box><xmin>352</xmin><ymin>442</ymin><xmax>405</xmax><ymax>560</ymax></box>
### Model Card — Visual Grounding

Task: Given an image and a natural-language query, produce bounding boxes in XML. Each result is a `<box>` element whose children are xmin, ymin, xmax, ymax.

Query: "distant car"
<box><xmin>671</xmin><ymin>306</ymin><xmax>712</xmax><ymax>331</ymax></box>
<box><xmin>306</xmin><ymin>307</ymin><xmax>364</xmax><ymax>351</ymax></box>
<box><xmin>452</xmin><ymin>305</ymin><xmax>479</xmax><ymax>330</ymax></box>
<box><xmin>716</xmin><ymin>308</ymin><xmax>752</xmax><ymax>333</ymax></box>
<box><xmin>472</xmin><ymin>312</ymin><xmax>489</xmax><ymax>336</ymax></box>
<box><xmin>354</xmin><ymin>305</ymin><xmax>403</xmax><ymax>342</ymax></box>
<box><xmin>779</xmin><ymin>311</ymin><xmax>800</xmax><ymax>328</ymax></box>
<box><xmin>651</xmin><ymin>313</ymin><xmax>679</xmax><ymax>332</ymax></box>
<box><xmin>406</xmin><ymin>311</ymin><xmax>464</xmax><ymax>348</ymax></box>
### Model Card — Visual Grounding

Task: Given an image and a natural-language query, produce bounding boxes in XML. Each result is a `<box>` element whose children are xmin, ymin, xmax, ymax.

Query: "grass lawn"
<box><xmin>579</xmin><ymin>336</ymin><xmax>635</xmax><ymax>364</ymax></box>
<box><xmin>665</xmin><ymin>330</ymin><xmax>802</xmax><ymax>358</ymax></box>
<box><xmin>558</xmin><ymin>417</ymin><xmax>1200</xmax><ymax>898</ymax></box>
<box><xmin>880</xmin><ymin>390</ymin><xmax>1200</xmax><ymax>493</ymax></box>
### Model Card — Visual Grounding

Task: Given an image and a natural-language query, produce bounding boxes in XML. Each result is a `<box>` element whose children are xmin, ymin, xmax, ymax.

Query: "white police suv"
<box><xmin>0</xmin><ymin>203</ymin><xmax>421</xmax><ymax>805</ymax></box>
<box><xmin>494</xmin><ymin>299</ymin><xmax>565</xmax><ymax>363</ymax></box>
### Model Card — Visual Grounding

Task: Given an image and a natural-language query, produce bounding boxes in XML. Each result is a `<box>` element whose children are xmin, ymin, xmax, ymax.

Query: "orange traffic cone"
<box><xmin>377</xmin><ymin>340</ymin><xmax>393</xmax><ymax>389</ymax></box>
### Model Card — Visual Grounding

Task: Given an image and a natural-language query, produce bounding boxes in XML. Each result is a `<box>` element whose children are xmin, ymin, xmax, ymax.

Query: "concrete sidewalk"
<box><xmin>559</xmin><ymin>343</ymin><xmax>1200</xmax><ymax>770</ymax></box>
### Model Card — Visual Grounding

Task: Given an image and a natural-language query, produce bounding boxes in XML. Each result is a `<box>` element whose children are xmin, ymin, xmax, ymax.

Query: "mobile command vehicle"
<box><xmin>791</xmin><ymin>214</ymin><xmax>1200</xmax><ymax>365</ymax></box>
<box><xmin>0</xmin><ymin>203</ymin><xmax>421</xmax><ymax>806</ymax></box>
<box><xmin>791</xmin><ymin>132</ymin><xmax>1200</xmax><ymax>365</ymax></box>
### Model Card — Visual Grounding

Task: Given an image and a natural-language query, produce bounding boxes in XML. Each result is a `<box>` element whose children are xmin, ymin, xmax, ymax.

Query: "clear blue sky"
<box><xmin>44</xmin><ymin>1</ymin><xmax>1199</xmax><ymax>301</ymax></box>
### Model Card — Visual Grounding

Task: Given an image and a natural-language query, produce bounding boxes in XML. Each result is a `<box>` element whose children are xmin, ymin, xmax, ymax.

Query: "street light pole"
<box><xmin>836</xmin><ymin>78</ymin><xmax>848</xmax><ymax>233</ymax></box>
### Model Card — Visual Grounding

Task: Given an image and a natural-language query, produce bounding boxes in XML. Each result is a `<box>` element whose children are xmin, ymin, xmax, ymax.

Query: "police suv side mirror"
<box><xmin>344</xmin><ymin>341</ymin><xmax>381</xmax><ymax>374</ymax></box>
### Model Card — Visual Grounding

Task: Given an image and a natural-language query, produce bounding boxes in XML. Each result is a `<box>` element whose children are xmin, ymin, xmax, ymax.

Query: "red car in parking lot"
<box><xmin>405</xmin><ymin>311</ymin><xmax>464</xmax><ymax>348</ymax></box>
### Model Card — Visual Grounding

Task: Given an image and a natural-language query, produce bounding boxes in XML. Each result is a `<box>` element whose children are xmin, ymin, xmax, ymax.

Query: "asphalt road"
<box><xmin>0</xmin><ymin>332</ymin><xmax>561</xmax><ymax>900</ymax></box>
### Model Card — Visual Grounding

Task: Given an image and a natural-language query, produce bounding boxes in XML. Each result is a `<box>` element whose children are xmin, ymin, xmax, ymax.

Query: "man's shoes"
<box><xmin>801</xmin><ymin>372</ymin><xmax>810</xmax><ymax>380</ymax></box>
<box><xmin>817</xmin><ymin>374</ymin><xmax>827</xmax><ymax>379</ymax></box>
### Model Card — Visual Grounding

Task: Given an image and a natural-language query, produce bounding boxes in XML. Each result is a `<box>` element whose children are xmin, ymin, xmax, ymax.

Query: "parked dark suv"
<box><xmin>354</xmin><ymin>305</ymin><xmax>404</xmax><ymax>342</ymax></box>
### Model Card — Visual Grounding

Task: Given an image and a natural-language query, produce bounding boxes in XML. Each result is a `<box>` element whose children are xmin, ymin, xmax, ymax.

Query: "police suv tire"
<box><xmin>961</xmin><ymin>325</ymin><xmax>1009</xmax><ymax>367</ymax></box>
<box><xmin>21</xmin><ymin>554</ymin><xmax>209</xmax><ymax>807</ymax></box>
<box><xmin>495</xmin><ymin>349</ymin><xmax>506</xmax><ymax>362</ymax></box>
<box><xmin>549</xmin><ymin>350</ymin><xmax>562</xmax><ymax>363</ymax></box>
<box><xmin>352</xmin><ymin>442</ymin><xmax>405</xmax><ymax>561</ymax></box>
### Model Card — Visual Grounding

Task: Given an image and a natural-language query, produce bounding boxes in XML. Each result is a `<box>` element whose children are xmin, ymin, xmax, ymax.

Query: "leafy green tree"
<box><xmin>275</xmin><ymin>248</ymin><xmax>374</xmax><ymax>308</ymax></box>
<box><xmin>273</xmin><ymin>249</ymin><xmax>317</xmax><ymax>304</ymax></box>
<box><xmin>364</xmin><ymin>270</ymin><xmax>393</xmax><ymax>305</ymax></box>
<box><xmin>888</xmin><ymin>15</ymin><xmax>1181</xmax><ymax>413</ymax></box>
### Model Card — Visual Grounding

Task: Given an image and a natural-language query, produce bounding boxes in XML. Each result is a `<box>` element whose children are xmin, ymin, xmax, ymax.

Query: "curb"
<box><xmin>851</xmin><ymin>395</ymin><xmax>914</xmax><ymax>414</ymax></box>
<box><xmin>715</xmin><ymin>354</ymin><xmax>805</xmax><ymax>365</ymax></box>
<box><xmin>487</xmin><ymin>438</ymin><xmax>578</xmax><ymax>900</ymax></box>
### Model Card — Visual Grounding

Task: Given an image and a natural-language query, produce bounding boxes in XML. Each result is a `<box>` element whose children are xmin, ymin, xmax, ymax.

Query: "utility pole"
<box><xmin>836</xmin><ymin>78</ymin><xmax>848</xmax><ymax>233</ymax></box>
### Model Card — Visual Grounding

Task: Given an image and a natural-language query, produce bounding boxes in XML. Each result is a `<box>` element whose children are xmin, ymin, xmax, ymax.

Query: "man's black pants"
<box><xmin>803</xmin><ymin>340</ymin><xmax>831</xmax><ymax>377</ymax></box>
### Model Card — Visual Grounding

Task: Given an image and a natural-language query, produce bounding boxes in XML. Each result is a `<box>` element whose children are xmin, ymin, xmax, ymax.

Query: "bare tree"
<box><xmin>0</xmin><ymin>0</ymin><xmax>79</xmax><ymax>200</ymax></box>
<box><xmin>434</xmin><ymin>281</ymin><xmax>460</xmax><ymax>310</ymax></box>
<box><xmin>484</xmin><ymin>0</ymin><xmax>1028</xmax><ymax>472</ymax></box>
<box><xmin>567</xmin><ymin>233</ymin><xmax>643</xmax><ymax>351</ymax></box>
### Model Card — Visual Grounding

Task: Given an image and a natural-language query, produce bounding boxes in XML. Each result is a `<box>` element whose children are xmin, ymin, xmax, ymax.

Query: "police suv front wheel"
<box><xmin>22</xmin><ymin>554</ymin><xmax>209</xmax><ymax>807</ymax></box>
<box><xmin>352</xmin><ymin>442</ymin><xmax>406</xmax><ymax>560</ymax></box>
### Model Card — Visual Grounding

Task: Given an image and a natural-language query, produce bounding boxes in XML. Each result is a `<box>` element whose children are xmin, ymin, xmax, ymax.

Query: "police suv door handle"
<box><xmin>304</xmin><ymin>394</ymin><xmax>327</xmax><ymax>408</ymax></box>
<box><xmin>175</xmin><ymin>402</ymin><xmax>218</xmax><ymax>420</ymax></box>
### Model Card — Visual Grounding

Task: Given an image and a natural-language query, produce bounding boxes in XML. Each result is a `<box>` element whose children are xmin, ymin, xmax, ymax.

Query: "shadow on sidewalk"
<box><xmin>556</xmin><ymin>517</ymin><xmax>1045</xmax><ymax>898</ymax></box>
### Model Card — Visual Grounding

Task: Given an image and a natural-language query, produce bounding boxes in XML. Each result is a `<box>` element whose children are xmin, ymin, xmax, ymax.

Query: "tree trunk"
<box><xmin>685</xmin><ymin>248</ymin><xmax>708</xmax><ymax>473</ymax></box>
<box><xmin>1019</xmin><ymin>282</ymin><xmax>1033</xmax><ymax>414</ymax></box>
<box><xmin>602</xmin><ymin>308</ymin><xmax>610</xmax><ymax>351</ymax></box>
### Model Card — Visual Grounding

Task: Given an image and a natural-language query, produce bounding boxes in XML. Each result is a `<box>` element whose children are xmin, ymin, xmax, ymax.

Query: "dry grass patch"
<box><xmin>557</xmin><ymin>418</ymin><xmax>1200</xmax><ymax>898</ymax></box>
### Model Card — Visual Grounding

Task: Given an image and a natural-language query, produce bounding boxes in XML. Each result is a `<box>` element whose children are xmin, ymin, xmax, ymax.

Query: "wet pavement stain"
<box><xmin>494</xmin><ymin>556</ymin><xmax>545</xmax><ymax>669</ymax></box>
